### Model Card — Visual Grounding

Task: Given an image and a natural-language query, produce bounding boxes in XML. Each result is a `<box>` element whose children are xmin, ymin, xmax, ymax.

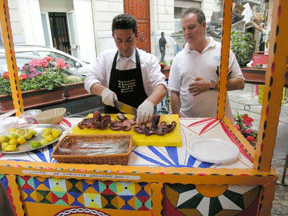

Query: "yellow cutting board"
<box><xmin>70</xmin><ymin>114</ymin><xmax>182</xmax><ymax>147</ymax></box>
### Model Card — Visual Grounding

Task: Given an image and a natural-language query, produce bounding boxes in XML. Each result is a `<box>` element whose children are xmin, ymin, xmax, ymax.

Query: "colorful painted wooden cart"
<box><xmin>0</xmin><ymin>0</ymin><xmax>287</xmax><ymax>215</ymax></box>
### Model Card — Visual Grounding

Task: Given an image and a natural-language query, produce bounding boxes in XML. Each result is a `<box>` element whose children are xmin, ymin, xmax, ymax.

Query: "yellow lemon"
<box><xmin>7</xmin><ymin>128</ymin><xmax>16</xmax><ymax>135</ymax></box>
<box><xmin>41</xmin><ymin>131</ymin><xmax>51</xmax><ymax>138</ymax></box>
<box><xmin>51</xmin><ymin>129</ymin><xmax>61</xmax><ymax>138</ymax></box>
<box><xmin>16</xmin><ymin>128</ymin><xmax>27</xmax><ymax>137</ymax></box>
<box><xmin>4</xmin><ymin>145</ymin><xmax>17</xmax><ymax>152</ymax></box>
<box><xmin>17</xmin><ymin>136</ymin><xmax>27</xmax><ymax>145</ymax></box>
<box><xmin>9</xmin><ymin>138</ymin><xmax>18</xmax><ymax>146</ymax></box>
<box><xmin>30</xmin><ymin>141</ymin><xmax>41</xmax><ymax>148</ymax></box>
<box><xmin>24</xmin><ymin>131</ymin><xmax>33</xmax><ymax>140</ymax></box>
<box><xmin>0</xmin><ymin>135</ymin><xmax>9</xmax><ymax>143</ymax></box>
<box><xmin>28</xmin><ymin>128</ymin><xmax>37</xmax><ymax>136</ymax></box>
<box><xmin>10</xmin><ymin>133</ymin><xmax>19</xmax><ymax>139</ymax></box>
<box><xmin>42</xmin><ymin>128</ymin><xmax>51</xmax><ymax>134</ymax></box>
<box><xmin>46</xmin><ymin>135</ymin><xmax>54</xmax><ymax>142</ymax></box>
<box><xmin>1</xmin><ymin>142</ymin><xmax>9</xmax><ymax>150</ymax></box>
<box><xmin>39</xmin><ymin>138</ymin><xmax>48</xmax><ymax>146</ymax></box>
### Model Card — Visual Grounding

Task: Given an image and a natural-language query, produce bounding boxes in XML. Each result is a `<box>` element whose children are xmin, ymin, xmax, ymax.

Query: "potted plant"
<box><xmin>234</xmin><ymin>112</ymin><xmax>258</xmax><ymax>147</ymax></box>
<box><xmin>63</xmin><ymin>76</ymin><xmax>89</xmax><ymax>99</ymax></box>
<box><xmin>230</xmin><ymin>31</ymin><xmax>256</xmax><ymax>67</ymax></box>
<box><xmin>0</xmin><ymin>57</ymin><xmax>83</xmax><ymax>112</ymax></box>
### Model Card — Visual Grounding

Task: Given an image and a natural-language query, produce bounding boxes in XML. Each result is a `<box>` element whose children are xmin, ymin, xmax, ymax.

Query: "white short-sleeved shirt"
<box><xmin>262</xmin><ymin>29</ymin><xmax>268</xmax><ymax>42</ymax></box>
<box><xmin>168</xmin><ymin>37</ymin><xmax>244</xmax><ymax>122</ymax></box>
<box><xmin>84</xmin><ymin>48</ymin><xmax>167</xmax><ymax>96</ymax></box>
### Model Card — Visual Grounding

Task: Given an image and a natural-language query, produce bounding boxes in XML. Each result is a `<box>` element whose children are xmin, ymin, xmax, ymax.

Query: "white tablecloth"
<box><xmin>0</xmin><ymin>117</ymin><xmax>253</xmax><ymax>169</ymax></box>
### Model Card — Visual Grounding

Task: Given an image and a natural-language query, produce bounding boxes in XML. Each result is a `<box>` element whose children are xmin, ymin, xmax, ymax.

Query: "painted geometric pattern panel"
<box><xmin>17</xmin><ymin>176</ymin><xmax>151</xmax><ymax>211</ymax></box>
<box><xmin>163</xmin><ymin>183</ymin><xmax>261</xmax><ymax>216</ymax></box>
<box><xmin>0</xmin><ymin>174</ymin><xmax>16</xmax><ymax>212</ymax></box>
<box><xmin>0</xmin><ymin>174</ymin><xmax>9</xmax><ymax>191</ymax></box>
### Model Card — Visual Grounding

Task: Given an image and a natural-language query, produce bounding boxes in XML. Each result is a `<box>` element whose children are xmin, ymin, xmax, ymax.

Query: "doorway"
<box><xmin>124</xmin><ymin>0</ymin><xmax>151</xmax><ymax>53</ymax></box>
<box><xmin>49</xmin><ymin>12</ymin><xmax>71</xmax><ymax>54</ymax></box>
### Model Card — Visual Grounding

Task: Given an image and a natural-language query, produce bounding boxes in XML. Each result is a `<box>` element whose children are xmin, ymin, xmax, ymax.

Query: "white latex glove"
<box><xmin>101</xmin><ymin>88</ymin><xmax>117</xmax><ymax>107</ymax></box>
<box><xmin>136</xmin><ymin>100</ymin><xmax>154</xmax><ymax>124</ymax></box>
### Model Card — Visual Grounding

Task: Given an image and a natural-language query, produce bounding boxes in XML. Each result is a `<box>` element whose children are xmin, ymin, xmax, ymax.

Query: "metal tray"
<box><xmin>0</xmin><ymin>124</ymin><xmax>64</xmax><ymax>154</ymax></box>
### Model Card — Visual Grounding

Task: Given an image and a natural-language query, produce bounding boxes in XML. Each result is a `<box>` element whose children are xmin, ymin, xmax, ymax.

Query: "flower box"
<box><xmin>0</xmin><ymin>87</ymin><xmax>65</xmax><ymax>112</ymax></box>
<box><xmin>63</xmin><ymin>82</ymin><xmax>91</xmax><ymax>100</ymax></box>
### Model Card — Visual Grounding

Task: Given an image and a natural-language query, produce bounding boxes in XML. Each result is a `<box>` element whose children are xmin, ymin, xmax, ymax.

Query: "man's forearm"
<box><xmin>226</xmin><ymin>78</ymin><xmax>245</xmax><ymax>91</ymax></box>
<box><xmin>251</xmin><ymin>20</ymin><xmax>263</xmax><ymax>33</ymax></box>
<box><xmin>171</xmin><ymin>91</ymin><xmax>180</xmax><ymax>114</ymax></box>
<box><xmin>90</xmin><ymin>83</ymin><xmax>107</xmax><ymax>96</ymax></box>
<box><xmin>147</xmin><ymin>84</ymin><xmax>168</xmax><ymax>105</ymax></box>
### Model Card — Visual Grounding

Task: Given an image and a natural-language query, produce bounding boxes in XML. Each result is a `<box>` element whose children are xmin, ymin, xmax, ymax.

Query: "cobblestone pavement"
<box><xmin>228</xmin><ymin>83</ymin><xmax>288</xmax><ymax>215</ymax></box>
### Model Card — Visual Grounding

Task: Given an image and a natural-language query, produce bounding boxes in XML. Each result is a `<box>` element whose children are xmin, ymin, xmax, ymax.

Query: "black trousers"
<box><xmin>259</xmin><ymin>42</ymin><xmax>265</xmax><ymax>52</ymax></box>
<box><xmin>160</xmin><ymin>47</ymin><xmax>165</xmax><ymax>62</ymax></box>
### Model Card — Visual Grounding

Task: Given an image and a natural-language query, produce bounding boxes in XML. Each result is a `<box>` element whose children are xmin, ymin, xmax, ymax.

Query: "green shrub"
<box><xmin>230</xmin><ymin>31</ymin><xmax>256</xmax><ymax>67</ymax></box>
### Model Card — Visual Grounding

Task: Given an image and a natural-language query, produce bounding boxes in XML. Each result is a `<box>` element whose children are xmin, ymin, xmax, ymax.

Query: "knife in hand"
<box><xmin>113</xmin><ymin>99</ymin><xmax>137</xmax><ymax>115</ymax></box>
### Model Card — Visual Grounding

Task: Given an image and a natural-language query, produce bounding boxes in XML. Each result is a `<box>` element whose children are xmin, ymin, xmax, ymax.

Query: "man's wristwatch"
<box><xmin>210</xmin><ymin>80</ymin><xmax>216</xmax><ymax>90</ymax></box>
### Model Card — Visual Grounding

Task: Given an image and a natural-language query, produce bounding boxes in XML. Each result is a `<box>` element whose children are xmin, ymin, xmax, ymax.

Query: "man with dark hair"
<box><xmin>85</xmin><ymin>14</ymin><xmax>167</xmax><ymax>124</ymax></box>
<box><xmin>168</xmin><ymin>7</ymin><xmax>245</xmax><ymax>122</ymax></box>
<box><xmin>112</xmin><ymin>14</ymin><xmax>138</xmax><ymax>36</ymax></box>
<box><xmin>159</xmin><ymin>32</ymin><xmax>169</xmax><ymax>62</ymax></box>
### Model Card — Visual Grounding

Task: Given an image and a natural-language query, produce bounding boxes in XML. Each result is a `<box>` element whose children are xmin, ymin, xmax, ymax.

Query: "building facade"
<box><xmin>4</xmin><ymin>0</ymin><xmax>220</xmax><ymax>65</ymax></box>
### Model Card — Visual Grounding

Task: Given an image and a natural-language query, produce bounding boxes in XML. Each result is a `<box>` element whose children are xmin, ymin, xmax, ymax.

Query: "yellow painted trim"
<box><xmin>0</xmin><ymin>0</ymin><xmax>24</xmax><ymax>115</ymax></box>
<box><xmin>259</xmin><ymin>175</ymin><xmax>277</xmax><ymax>215</ymax></box>
<box><xmin>6</xmin><ymin>174</ymin><xmax>26</xmax><ymax>215</ymax></box>
<box><xmin>255</xmin><ymin>0</ymin><xmax>288</xmax><ymax>172</ymax></box>
<box><xmin>216</xmin><ymin>0</ymin><xmax>233</xmax><ymax>119</ymax></box>
<box><xmin>0</xmin><ymin>160</ymin><xmax>277</xmax><ymax>186</ymax></box>
<box><xmin>222</xmin><ymin>116</ymin><xmax>256</xmax><ymax>160</ymax></box>
<box><xmin>151</xmin><ymin>183</ymin><xmax>163</xmax><ymax>216</ymax></box>
<box><xmin>196</xmin><ymin>184</ymin><xmax>228</xmax><ymax>197</ymax></box>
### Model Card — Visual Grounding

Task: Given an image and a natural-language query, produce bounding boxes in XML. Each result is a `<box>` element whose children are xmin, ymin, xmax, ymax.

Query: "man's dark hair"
<box><xmin>181</xmin><ymin>7</ymin><xmax>206</xmax><ymax>24</ymax></box>
<box><xmin>112</xmin><ymin>14</ymin><xmax>138</xmax><ymax>36</ymax></box>
<box><xmin>161</xmin><ymin>32</ymin><xmax>164</xmax><ymax>37</ymax></box>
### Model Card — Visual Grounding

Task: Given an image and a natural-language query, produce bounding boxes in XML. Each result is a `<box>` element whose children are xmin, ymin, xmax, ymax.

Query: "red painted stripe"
<box><xmin>220</xmin><ymin>121</ymin><xmax>254</xmax><ymax>163</ymax></box>
<box><xmin>187</xmin><ymin>117</ymin><xmax>214</xmax><ymax>128</ymax></box>
<box><xmin>59</xmin><ymin>118</ymin><xmax>72</xmax><ymax>127</ymax></box>
<box><xmin>199</xmin><ymin>119</ymin><xmax>219</xmax><ymax>135</ymax></box>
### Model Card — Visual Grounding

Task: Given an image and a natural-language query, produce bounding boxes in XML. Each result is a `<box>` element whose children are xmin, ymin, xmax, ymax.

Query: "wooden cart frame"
<box><xmin>0</xmin><ymin>0</ymin><xmax>287</xmax><ymax>215</ymax></box>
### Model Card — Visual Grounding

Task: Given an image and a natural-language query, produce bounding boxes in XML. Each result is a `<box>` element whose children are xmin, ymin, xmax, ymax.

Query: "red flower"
<box><xmin>43</xmin><ymin>56</ymin><xmax>54</xmax><ymax>62</ymax></box>
<box><xmin>242</xmin><ymin>115</ymin><xmax>253</xmax><ymax>126</ymax></box>
<box><xmin>235</xmin><ymin>112</ymin><xmax>258</xmax><ymax>142</ymax></box>
<box><xmin>19</xmin><ymin>73</ymin><xmax>28</xmax><ymax>80</ymax></box>
<box><xmin>235</xmin><ymin>124</ymin><xmax>240</xmax><ymax>130</ymax></box>
<box><xmin>247</xmin><ymin>136</ymin><xmax>255</xmax><ymax>141</ymax></box>
<box><xmin>55</xmin><ymin>58</ymin><xmax>65</xmax><ymax>68</ymax></box>
<box><xmin>160</xmin><ymin>63</ymin><xmax>165</xmax><ymax>71</ymax></box>
<box><xmin>3</xmin><ymin>71</ymin><xmax>9</xmax><ymax>79</ymax></box>
<box><xmin>244</xmin><ymin>129</ymin><xmax>251</xmax><ymax>134</ymax></box>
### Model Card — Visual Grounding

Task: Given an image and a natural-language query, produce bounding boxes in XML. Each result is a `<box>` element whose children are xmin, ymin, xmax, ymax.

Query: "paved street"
<box><xmin>229</xmin><ymin>83</ymin><xmax>288</xmax><ymax>215</ymax></box>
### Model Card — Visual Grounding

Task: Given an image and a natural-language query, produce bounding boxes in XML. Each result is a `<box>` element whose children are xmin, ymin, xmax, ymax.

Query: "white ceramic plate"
<box><xmin>187</xmin><ymin>138</ymin><xmax>240</xmax><ymax>163</ymax></box>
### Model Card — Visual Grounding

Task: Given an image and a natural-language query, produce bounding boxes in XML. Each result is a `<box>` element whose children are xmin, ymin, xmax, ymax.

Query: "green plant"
<box><xmin>230</xmin><ymin>31</ymin><xmax>256</xmax><ymax>67</ymax></box>
<box><xmin>159</xmin><ymin>61</ymin><xmax>167</xmax><ymax>67</ymax></box>
<box><xmin>0</xmin><ymin>71</ymin><xmax>65</xmax><ymax>95</ymax></box>
<box><xmin>63</xmin><ymin>75</ymin><xmax>84</xmax><ymax>84</ymax></box>
<box><xmin>0</xmin><ymin>57</ymin><xmax>73</xmax><ymax>95</ymax></box>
